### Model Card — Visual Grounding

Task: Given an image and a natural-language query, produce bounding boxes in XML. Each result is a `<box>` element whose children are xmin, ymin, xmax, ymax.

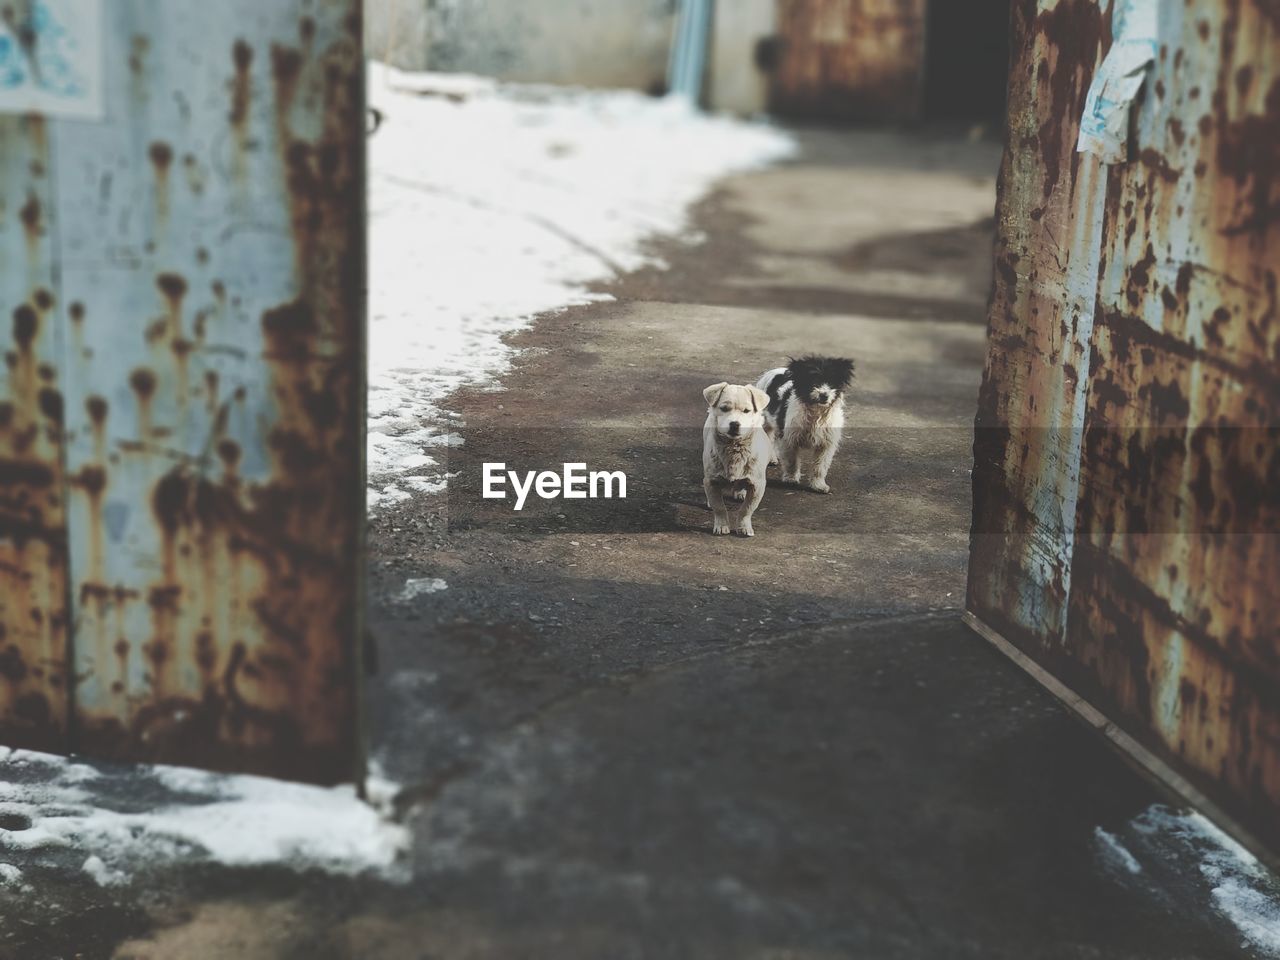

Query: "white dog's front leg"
<box><xmin>808</xmin><ymin>441</ymin><xmax>838</xmax><ymax>493</ymax></box>
<box><xmin>704</xmin><ymin>480</ymin><xmax>731</xmax><ymax>535</ymax></box>
<box><xmin>736</xmin><ymin>479</ymin><xmax>766</xmax><ymax>537</ymax></box>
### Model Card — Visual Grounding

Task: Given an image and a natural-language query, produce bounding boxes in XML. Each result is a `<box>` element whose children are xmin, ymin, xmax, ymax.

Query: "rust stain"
<box><xmin>129</xmin><ymin>33</ymin><xmax>150</xmax><ymax>104</ymax></box>
<box><xmin>155</xmin><ymin>272</ymin><xmax>192</xmax><ymax>403</ymax></box>
<box><xmin>18</xmin><ymin>192</ymin><xmax>40</xmax><ymax>246</ymax></box>
<box><xmin>0</xmin><ymin>111</ymin><xmax>67</xmax><ymax>752</ymax></box>
<box><xmin>149</xmin><ymin>141</ymin><xmax>174</xmax><ymax>230</ymax></box>
<box><xmin>1032</xmin><ymin>0</ymin><xmax>1107</xmax><ymax>201</ymax></box>
<box><xmin>230</xmin><ymin>39</ymin><xmax>254</xmax><ymax>184</ymax></box>
<box><xmin>230</xmin><ymin>39</ymin><xmax>254</xmax><ymax>128</ymax></box>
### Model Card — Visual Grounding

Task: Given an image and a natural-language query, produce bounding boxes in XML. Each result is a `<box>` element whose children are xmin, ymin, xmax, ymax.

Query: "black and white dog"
<box><xmin>757</xmin><ymin>356</ymin><xmax>855</xmax><ymax>493</ymax></box>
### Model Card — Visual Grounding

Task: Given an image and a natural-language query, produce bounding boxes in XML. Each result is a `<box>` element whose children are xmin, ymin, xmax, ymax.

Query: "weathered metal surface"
<box><xmin>969</xmin><ymin>0</ymin><xmax>1279</xmax><ymax>858</ymax></box>
<box><xmin>770</xmin><ymin>0</ymin><xmax>926</xmax><ymax>121</ymax></box>
<box><xmin>0</xmin><ymin>112</ymin><xmax>68</xmax><ymax>752</ymax></box>
<box><xmin>0</xmin><ymin>1</ymin><xmax>366</xmax><ymax>784</ymax></box>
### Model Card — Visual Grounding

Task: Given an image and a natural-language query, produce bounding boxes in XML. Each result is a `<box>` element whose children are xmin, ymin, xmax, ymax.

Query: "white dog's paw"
<box><xmin>807</xmin><ymin>479</ymin><xmax>831</xmax><ymax>494</ymax></box>
<box><xmin>736</xmin><ymin>522</ymin><xmax>755</xmax><ymax>537</ymax></box>
<box><xmin>712</xmin><ymin>520</ymin><xmax>732</xmax><ymax>535</ymax></box>
<box><xmin>728</xmin><ymin>489</ymin><xmax>748</xmax><ymax>503</ymax></box>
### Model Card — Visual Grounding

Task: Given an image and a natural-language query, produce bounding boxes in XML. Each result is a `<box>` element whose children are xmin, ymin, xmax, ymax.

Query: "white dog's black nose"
<box><xmin>728</xmin><ymin>421</ymin><xmax>740</xmax><ymax>436</ymax></box>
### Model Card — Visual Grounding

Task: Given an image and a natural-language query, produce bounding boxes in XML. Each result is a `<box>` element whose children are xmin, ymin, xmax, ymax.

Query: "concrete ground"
<box><xmin>4</xmin><ymin>130</ymin><xmax>1275</xmax><ymax>958</ymax></box>
<box><xmin>352</xmin><ymin>129</ymin><xmax>1273</xmax><ymax>959</ymax></box>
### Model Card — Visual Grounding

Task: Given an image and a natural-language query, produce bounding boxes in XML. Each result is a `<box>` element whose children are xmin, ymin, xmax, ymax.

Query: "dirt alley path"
<box><xmin>368</xmin><ymin>129</ymin><xmax>1002</xmax><ymax>779</ymax></box>
<box><xmin>344</xmin><ymin>129</ymin><xmax>1264</xmax><ymax>959</ymax></box>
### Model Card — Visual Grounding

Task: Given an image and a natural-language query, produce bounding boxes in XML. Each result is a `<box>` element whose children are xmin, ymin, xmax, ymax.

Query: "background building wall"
<box><xmin>770</xmin><ymin>0</ymin><xmax>927</xmax><ymax>121</ymax></box>
<box><xmin>366</xmin><ymin>0</ymin><xmax>960</xmax><ymax>121</ymax></box>
<box><xmin>365</xmin><ymin>0</ymin><xmax>433</xmax><ymax>71</ymax></box>
<box><xmin>708</xmin><ymin>0</ymin><xmax>776</xmax><ymax>114</ymax></box>
<box><xmin>367</xmin><ymin>0</ymin><xmax>678</xmax><ymax>93</ymax></box>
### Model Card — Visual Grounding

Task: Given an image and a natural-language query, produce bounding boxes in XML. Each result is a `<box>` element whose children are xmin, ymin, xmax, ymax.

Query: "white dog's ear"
<box><xmin>748</xmin><ymin>386</ymin><xmax>770</xmax><ymax>413</ymax></box>
<box><xmin>703</xmin><ymin>382</ymin><xmax>728</xmax><ymax>406</ymax></box>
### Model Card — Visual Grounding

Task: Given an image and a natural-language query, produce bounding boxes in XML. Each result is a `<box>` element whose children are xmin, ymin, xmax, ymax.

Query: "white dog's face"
<box><xmin>704</xmin><ymin>383</ymin><xmax>769</xmax><ymax>440</ymax></box>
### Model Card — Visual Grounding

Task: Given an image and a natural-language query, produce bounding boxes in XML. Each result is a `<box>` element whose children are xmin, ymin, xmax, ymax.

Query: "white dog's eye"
<box><xmin>720</xmin><ymin>405</ymin><xmax>730</xmax><ymax>412</ymax></box>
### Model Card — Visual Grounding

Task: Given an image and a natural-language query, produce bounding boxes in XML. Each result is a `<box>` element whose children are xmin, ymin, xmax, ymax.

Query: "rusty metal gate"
<box><xmin>968</xmin><ymin>0</ymin><xmax>1279</xmax><ymax>861</ymax></box>
<box><xmin>0</xmin><ymin>0</ymin><xmax>365</xmax><ymax>784</ymax></box>
<box><xmin>770</xmin><ymin>0</ymin><xmax>927</xmax><ymax>121</ymax></box>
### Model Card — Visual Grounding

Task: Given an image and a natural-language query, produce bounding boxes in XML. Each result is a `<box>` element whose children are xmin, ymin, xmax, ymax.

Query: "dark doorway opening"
<box><xmin>923</xmin><ymin>0</ymin><xmax>1011</xmax><ymax>123</ymax></box>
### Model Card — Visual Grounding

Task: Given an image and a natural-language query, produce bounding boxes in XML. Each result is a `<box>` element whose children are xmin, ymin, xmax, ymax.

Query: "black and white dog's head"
<box><xmin>786</xmin><ymin>356</ymin><xmax>855</xmax><ymax>409</ymax></box>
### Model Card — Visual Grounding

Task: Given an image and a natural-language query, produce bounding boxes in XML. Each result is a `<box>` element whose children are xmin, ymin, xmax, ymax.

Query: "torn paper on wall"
<box><xmin>1076</xmin><ymin>0</ymin><xmax>1156</xmax><ymax>163</ymax></box>
<box><xmin>0</xmin><ymin>0</ymin><xmax>103</xmax><ymax>120</ymax></box>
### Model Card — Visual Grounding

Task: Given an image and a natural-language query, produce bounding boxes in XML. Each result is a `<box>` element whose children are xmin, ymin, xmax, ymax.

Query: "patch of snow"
<box><xmin>0</xmin><ymin>749</ymin><xmax>409</xmax><ymax>883</ymax></box>
<box><xmin>398</xmin><ymin>577</ymin><xmax>449</xmax><ymax>601</ymax></box>
<box><xmin>82</xmin><ymin>854</ymin><xmax>127</xmax><ymax>887</ymax></box>
<box><xmin>362</xmin><ymin>761</ymin><xmax>404</xmax><ymax>818</ymax></box>
<box><xmin>0</xmin><ymin>863</ymin><xmax>22</xmax><ymax>886</ymax></box>
<box><xmin>368</xmin><ymin>483</ymin><xmax>412</xmax><ymax>511</ymax></box>
<box><xmin>1125</xmin><ymin>805</ymin><xmax>1280</xmax><ymax>957</ymax></box>
<box><xmin>1213</xmin><ymin>880</ymin><xmax>1280</xmax><ymax>958</ymax></box>
<box><xmin>1093</xmin><ymin>826</ymin><xmax>1142</xmax><ymax>874</ymax></box>
<box><xmin>402</xmin><ymin>476</ymin><xmax>446</xmax><ymax>494</ymax></box>
<box><xmin>56</xmin><ymin>761</ymin><xmax>102</xmax><ymax>785</ymax></box>
<box><xmin>367</xmin><ymin>61</ymin><xmax>795</xmax><ymax>507</ymax></box>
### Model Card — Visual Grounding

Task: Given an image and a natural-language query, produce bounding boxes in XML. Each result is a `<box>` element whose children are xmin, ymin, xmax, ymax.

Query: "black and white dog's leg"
<box><xmin>809</xmin><ymin>441</ymin><xmax>838</xmax><ymax>493</ymax></box>
<box><xmin>780</xmin><ymin>449</ymin><xmax>801</xmax><ymax>485</ymax></box>
<box><xmin>704</xmin><ymin>479</ymin><xmax>732</xmax><ymax>535</ymax></box>
<box><xmin>737</xmin><ymin>479</ymin><xmax>765</xmax><ymax>537</ymax></box>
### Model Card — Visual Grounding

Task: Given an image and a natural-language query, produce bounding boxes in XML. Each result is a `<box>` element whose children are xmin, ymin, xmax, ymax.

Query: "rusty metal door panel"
<box><xmin>969</xmin><ymin>0</ymin><xmax>1280</xmax><ymax>860</ymax></box>
<box><xmin>0</xmin><ymin>1</ymin><xmax>365</xmax><ymax>784</ymax></box>
<box><xmin>1067</xmin><ymin>0</ymin><xmax>1280</xmax><ymax>850</ymax></box>
<box><xmin>771</xmin><ymin>0</ymin><xmax>926</xmax><ymax>121</ymax></box>
<box><xmin>0</xmin><ymin>115</ymin><xmax>69</xmax><ymax>751</ymax></box>
<box><xmin>969</xmin><ymin>0</ymin><xmax>1111</xmax><ymax>654</ymax></box>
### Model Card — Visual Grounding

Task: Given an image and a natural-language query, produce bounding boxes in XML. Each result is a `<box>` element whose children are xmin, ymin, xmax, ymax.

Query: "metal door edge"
<box><xmin>962</xmin><ymin>610</ymin><xmax>1279</xmax><ymax>875</ymax></box>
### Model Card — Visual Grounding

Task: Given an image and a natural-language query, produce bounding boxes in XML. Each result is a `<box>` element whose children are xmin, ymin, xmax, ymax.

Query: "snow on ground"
<box><xmin>398</xmin><ymin>577</ymin><xmax>449</xmax><ymax>602</ymax></box>
<box><xmin>367</xmin><ymin>62</ymin><xmax>795</xmax><ymax>509</ymax></box>
<box><xmin>1096</xmin><ymin>805</ymin><xmax>1280</xmax><ymax>957</ymax></box>
<box><xmin>1093</xmin><ymin>826</ymin><xmax>1142</xmax><ymax>875</ymax></box>
<box><xmin>0</xmin><ymin>749</ymin><xmax>408</xmax><ymax>885</ymax></box>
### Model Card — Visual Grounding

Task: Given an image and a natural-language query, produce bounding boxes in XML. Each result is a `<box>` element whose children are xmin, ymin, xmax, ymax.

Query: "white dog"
<box><xmin>702</xmin><ymin>382</ymin><xmax>772</xmax><ymax>537</ymax></box>
<box><xmin>757</xmin><ymin>356</ymin><xmax>855</xmax><ymax>494</ymax></box>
